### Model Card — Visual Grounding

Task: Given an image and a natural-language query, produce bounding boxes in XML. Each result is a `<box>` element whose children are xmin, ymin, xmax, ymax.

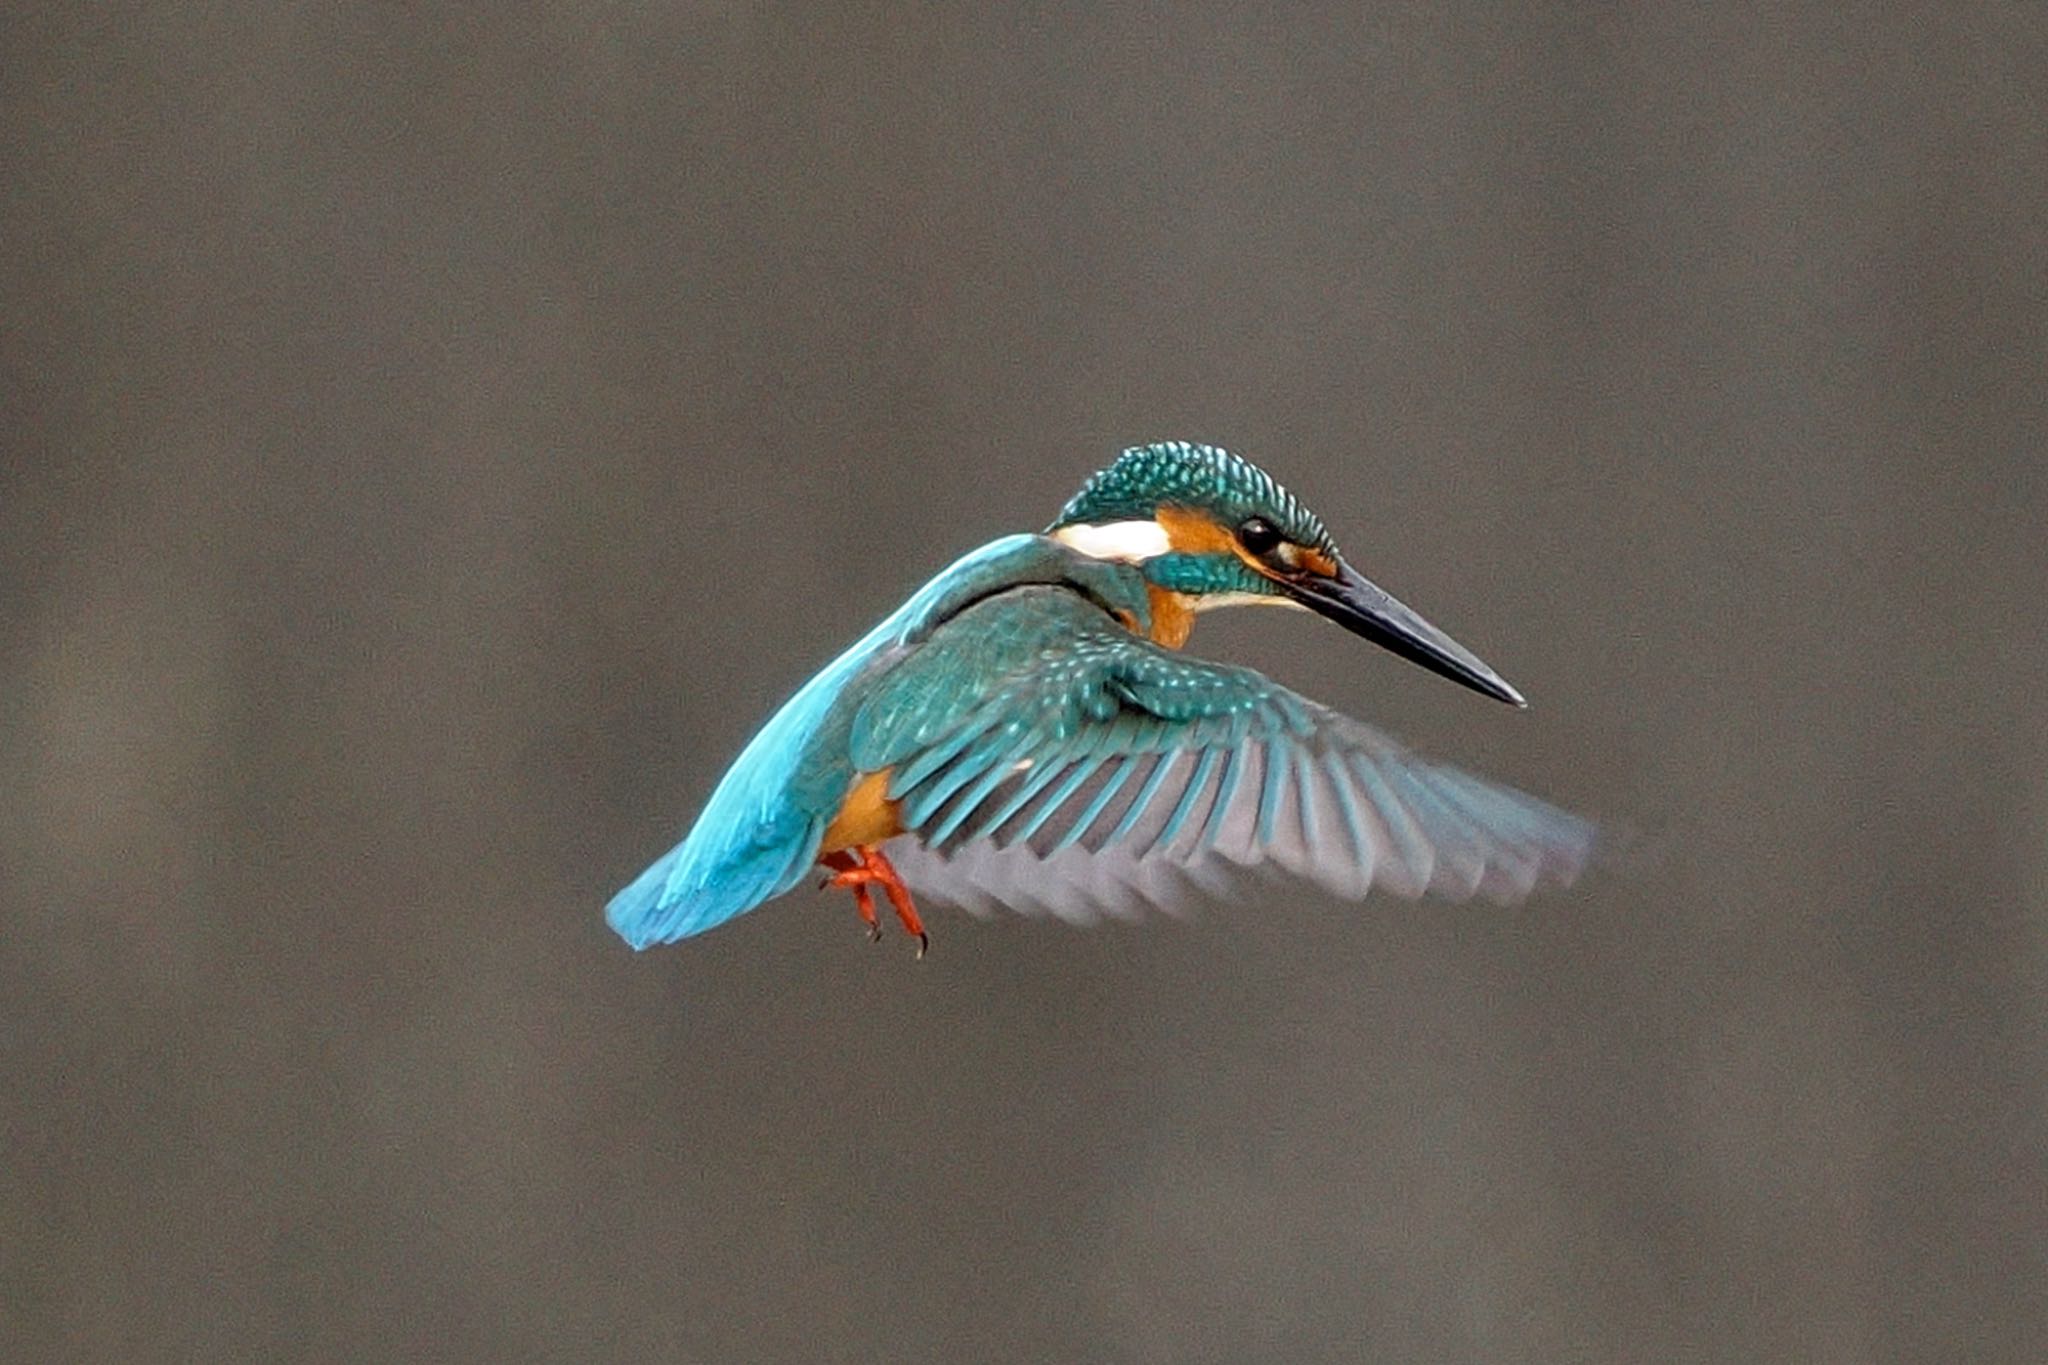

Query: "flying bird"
<box><xmin>608</xmin><ymin>442</ymin><xmax>1595</xmax><ymax>955</ymax></box>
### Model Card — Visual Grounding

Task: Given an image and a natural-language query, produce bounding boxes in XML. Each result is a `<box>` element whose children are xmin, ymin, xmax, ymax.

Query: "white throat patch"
<box><xmin>1193</xmin><ymin>590</ymin><xmax>1308</xmax><ymax>613</ymax></box>
<box><xmin>1052</xmin><ymin>519</ymin><xmax>1172</xmax><ymax>563</ymax></box>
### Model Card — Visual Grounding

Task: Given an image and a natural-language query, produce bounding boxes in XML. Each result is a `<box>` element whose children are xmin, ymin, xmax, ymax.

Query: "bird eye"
<box><xmin>1237</xmin><ymin>517</ymin><xmax>1282</xmax><ymax>556</ymax></box>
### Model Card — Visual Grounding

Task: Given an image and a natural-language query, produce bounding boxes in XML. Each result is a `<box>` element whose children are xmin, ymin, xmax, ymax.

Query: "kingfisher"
<box><xmin>608</xmin><ymin>441</ymin><xmax>1596</xmax><ymax>956</ymax></box>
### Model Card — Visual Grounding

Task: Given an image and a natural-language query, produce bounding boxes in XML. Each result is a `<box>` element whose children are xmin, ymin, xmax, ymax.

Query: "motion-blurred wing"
<box><xmin>855</xmin><ymin>602</ymin><xmax>1598</xmax><ymax>925</ymax></box>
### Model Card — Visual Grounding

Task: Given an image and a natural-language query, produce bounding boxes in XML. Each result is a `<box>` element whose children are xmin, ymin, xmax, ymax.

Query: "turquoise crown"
<box><xmin>1049</xmin><ymin>441</ymin><xmax>1337</xmax><ymax>554</ymax></box>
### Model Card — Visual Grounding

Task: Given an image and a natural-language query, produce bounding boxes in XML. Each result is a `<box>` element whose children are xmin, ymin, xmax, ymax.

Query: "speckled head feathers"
<box><xmin>1049</xmin><ymin>441</ymin><xmax>1338</xmax><ymax>555</ymax></box>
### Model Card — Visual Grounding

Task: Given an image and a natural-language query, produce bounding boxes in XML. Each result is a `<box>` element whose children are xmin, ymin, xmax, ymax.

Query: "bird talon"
<box><xmin>820</xmin><ymin>845</ymin><xmax>927</xmax><ymax>958</ymax></box>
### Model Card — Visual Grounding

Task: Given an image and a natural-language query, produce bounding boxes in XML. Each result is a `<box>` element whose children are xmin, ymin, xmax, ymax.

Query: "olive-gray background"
<box><xmin>6</xmin><ymin>5</ymin><xmax>2045</xmax><ymax>1361</ymax></box>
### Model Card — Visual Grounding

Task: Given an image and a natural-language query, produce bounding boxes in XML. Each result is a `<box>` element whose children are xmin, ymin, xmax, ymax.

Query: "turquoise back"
<box><xmin>605</xmin><ymin>535</ymin><xmax>1152</xmax><ymax>947</ymax></box>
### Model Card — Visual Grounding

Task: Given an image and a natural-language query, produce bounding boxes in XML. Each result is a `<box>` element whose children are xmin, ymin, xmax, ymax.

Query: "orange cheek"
<box><xmin>1159</xmin><ymin>503</ymin><xmax>1319</xmax><ymax>595</ymax></box>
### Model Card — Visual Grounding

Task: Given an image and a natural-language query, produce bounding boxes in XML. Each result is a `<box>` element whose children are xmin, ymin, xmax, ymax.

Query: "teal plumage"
<box><xmin>605</xmin><ymin>535</ymin><xmax>1155</xmax><ymax>947</ymax></box>
<box><xmin>863</xmin><ymin>589</ymin><xmax>1590</xmax><ymax>920</ymax></box>
<box><xmin>608</xmin><ymin>443</ymin><xmax>1598</xmax><ymax>951</ymax></box>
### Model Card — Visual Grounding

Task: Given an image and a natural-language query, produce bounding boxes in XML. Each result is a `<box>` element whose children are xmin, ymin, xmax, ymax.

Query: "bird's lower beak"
<box><xmin>1284</xmin><ymin>561</ymin><xmax>1527</xmax><ymax>707</ymax></box>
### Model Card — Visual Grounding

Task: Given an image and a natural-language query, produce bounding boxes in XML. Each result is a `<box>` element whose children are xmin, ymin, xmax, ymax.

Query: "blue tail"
<box><xmin>607</xmin><ymin>541</ymin><xmax>1027</xmax><ymax>948</ymax></box>
<box><xmin>605</xmin><ymin>813</ymin><xmax>824</xmax><ymax>949</ymax></box>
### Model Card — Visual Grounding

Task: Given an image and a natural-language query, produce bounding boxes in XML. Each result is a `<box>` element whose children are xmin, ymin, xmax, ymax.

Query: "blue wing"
<box><xmin>854</xmin><ymin>591</ymin><xmax>1599</xmax><ymax>924</ymax></box>
<box><xmin>606</xmin><ymin>533</ymin><xmax>1157</xmax><ymax>948</ymax></box>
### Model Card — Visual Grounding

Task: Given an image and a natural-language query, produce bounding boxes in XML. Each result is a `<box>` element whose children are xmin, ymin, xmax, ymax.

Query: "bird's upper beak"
<box><xmin>1282</xmin><ymin>560</ymin><xmax>1526</xmax><ymax>707</ymax></box>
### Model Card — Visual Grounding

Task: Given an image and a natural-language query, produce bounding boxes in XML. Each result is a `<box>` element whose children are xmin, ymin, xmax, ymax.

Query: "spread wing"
<box><xmin>849</xmin><ymin>590</ymin><xmax>1598</xmax><ymax>925</ymax></box>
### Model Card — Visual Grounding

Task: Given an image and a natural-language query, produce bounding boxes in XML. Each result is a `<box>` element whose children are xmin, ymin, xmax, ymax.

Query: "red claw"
<box><xmin>820</xmin><ymin>846</ymin><xmax>928</xmax><ymax>957</ymax></box>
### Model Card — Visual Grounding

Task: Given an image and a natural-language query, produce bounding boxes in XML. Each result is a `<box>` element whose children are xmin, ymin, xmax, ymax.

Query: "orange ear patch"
<box><xmin>1153</xmin><ymin>505</ymin><xmax>1239</xmax><ymax>556</ymax></box>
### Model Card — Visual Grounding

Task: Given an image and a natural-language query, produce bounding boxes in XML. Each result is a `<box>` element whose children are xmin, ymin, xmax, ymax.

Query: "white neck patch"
<box><xmin>1053</xmin><ymin>519</ymin><xmax>1172</xmax><ymax>563</ymax></box>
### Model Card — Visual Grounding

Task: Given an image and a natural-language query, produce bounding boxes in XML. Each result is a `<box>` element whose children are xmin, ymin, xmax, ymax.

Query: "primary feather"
<box><xmin>854</xmin><ymin>587</ymin><xmax>1596</xmax><ymax>925</ymax></box>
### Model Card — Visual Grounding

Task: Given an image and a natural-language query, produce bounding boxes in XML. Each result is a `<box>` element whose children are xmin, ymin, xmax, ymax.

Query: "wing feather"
<box><xmin>1151</xmin><ymin>746</ymin><xmax>1220</xmax><ymax>856</ymax></box>
<box><xmin>852</xmin><ymin>592</ymin><xmax>1597</xmax><ymax>924</ymax></box>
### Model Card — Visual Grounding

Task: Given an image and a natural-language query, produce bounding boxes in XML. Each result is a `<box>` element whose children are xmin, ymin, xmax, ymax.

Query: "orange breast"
<box><xmin>821</xmin><ymin>768</ymin><xmax>904</xmax><ymax>853</ymax></box>
<box><xmin>1145</xmin><ymin>584</ymin><xmax>1196</xmax><ymax>649</ymax></box>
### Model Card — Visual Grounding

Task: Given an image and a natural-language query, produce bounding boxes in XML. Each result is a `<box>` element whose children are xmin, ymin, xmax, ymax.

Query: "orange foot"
<box><xmin>819</xmin><ymin>846</ymin><xmax>928</xmax><ymax>958</ymax></box>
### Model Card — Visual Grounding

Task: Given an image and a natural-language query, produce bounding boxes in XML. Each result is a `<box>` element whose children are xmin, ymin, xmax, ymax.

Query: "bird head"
<box><xmin>1048</xmin><ymin>441</ymin><xmax>1525</xmax><ymax>706</ymax></box>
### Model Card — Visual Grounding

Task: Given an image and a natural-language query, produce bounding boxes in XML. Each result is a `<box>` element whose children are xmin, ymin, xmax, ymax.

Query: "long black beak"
<box><xmin>1284</xmin><ymin>561</ymin><xmax>1527</xmax><ymax>707</ymax></box>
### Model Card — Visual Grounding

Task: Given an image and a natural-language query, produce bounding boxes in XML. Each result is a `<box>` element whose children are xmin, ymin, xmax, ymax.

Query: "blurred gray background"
<box><xmin>5</xmin><ymin>4</ymin><xmax>2045</xmax><ymax>1361</ymax></box>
